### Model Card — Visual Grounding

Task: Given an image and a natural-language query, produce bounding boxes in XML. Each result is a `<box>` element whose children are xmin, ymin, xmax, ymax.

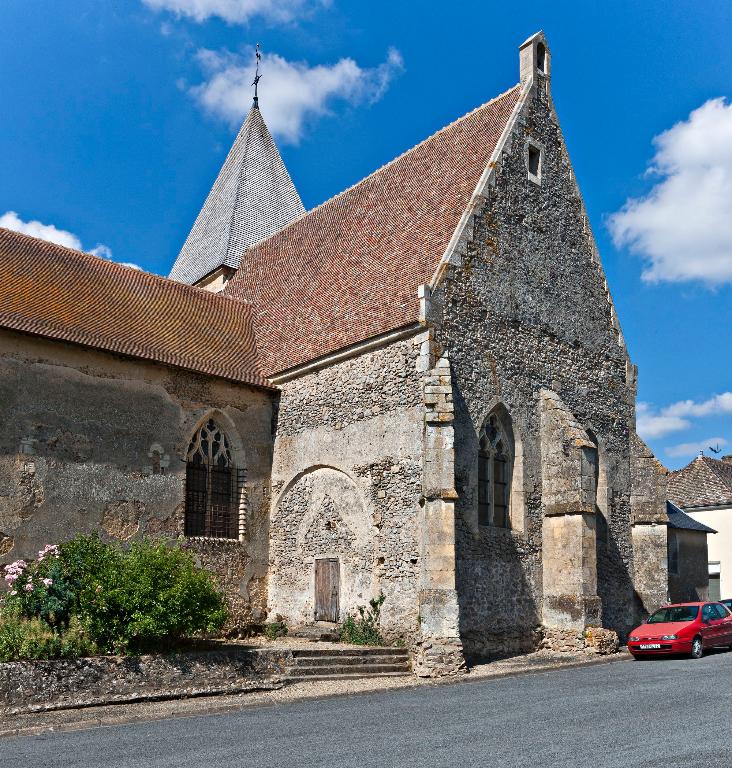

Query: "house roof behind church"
<box><xmin>225</xmin><ymin>84</ymin><xmax>522</xmax><ymax>375</ymax></box>
<box><xmin>169</xmin><ymin>105</ymin><xmax>305</xmax><ymax>286</ymax></box>
<box><xmin>666</xmin><ymin>501</ymin><xmax>717</xmax><ymax>534</ymax></box>
<box><xmin>668</xmin><ymin>455</ymin><xmax>732</xmax><ymax>509</ymax></box>
<box><xmin>0</xmin><ymin>228</ymin><xmax>270</xmax><ymax>388</ymax></box>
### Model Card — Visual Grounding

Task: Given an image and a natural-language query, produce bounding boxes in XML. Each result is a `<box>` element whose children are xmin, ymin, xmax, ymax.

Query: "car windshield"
<box><xmin>647</xmin><ymin>606</ymin><xmax>699</xmax><ymax>623</ymax></box>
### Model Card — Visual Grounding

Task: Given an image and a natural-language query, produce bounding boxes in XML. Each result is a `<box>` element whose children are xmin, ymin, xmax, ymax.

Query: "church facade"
<box><xmin>0</xmin><ymin>33</ymin><xmax>671</xmax><ymax>674</ymax></box>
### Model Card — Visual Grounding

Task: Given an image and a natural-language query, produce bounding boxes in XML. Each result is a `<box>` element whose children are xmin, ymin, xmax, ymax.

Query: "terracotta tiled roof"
<box><xmin>169</xmin><ymin>105</ymin><xmax>304</xmax><ymax>285</ymax></box>
<box><xmin>0</xmin><ymin>228</ymin><xmax>270</xmax><ymax>388</ymax></box>
<box><xmin>225</xmin><ymin>85</ymin><xmax>522</xmax><ymax>375</ymax></box>
<box><xmin>668</xmin><ymin>455</ymin><xmax>732</xmax><ymax>509</ymax></box>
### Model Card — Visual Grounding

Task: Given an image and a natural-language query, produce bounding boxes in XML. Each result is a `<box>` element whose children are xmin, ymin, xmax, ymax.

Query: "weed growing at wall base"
<box><xmin>339</xmin><ymin>593</ymin><xmax>386</xmax><ymax>646</ymax></box>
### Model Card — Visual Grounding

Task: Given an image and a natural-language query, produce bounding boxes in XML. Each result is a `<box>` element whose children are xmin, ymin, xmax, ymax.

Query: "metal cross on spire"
<box><xmin>252</xmin><ymin>42</ymin><xmax>262</xmax><ymax>108</ymax></box>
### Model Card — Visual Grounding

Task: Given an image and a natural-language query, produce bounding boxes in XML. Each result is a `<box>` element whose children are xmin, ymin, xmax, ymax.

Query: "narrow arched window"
<box><xmin>478</xmin><ymin>412</ymin><xmax>513</xmax><ymax>528</ymax></box>
<box><xmin>536</xmin><ymin>42</ymin><xmax>547</xmax><ymax>73</ymax></box>
<box><xmin>184</xmin><ymin>418</ymin><xmax>239</xmax><ymax>539</ymax></box>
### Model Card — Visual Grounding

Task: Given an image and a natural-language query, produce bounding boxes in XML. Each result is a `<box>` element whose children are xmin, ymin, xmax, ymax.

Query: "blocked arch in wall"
<box><xmin>183</xmin><ymin>410</ymin><xmax>247</xmax><ymax>541</ymax></box>
<box><xmin>270</xmin><ymin>464</ymin><xmax>375</xmax><ymax>624</ymax></box>
<box><xmin>272</xmin><ymin>464</ymin><xmax>363</xmax><ymax>511</ymax></box>
<box><xmin>476</xmin><ymin>402</ymin><xmax>526</xmax><ymax>533</ymax></box>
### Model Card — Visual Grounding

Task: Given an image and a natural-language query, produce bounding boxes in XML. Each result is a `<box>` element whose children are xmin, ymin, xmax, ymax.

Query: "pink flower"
<box><xmin>37</xmin><ymin>544</ymin><xmax>59</xmax><ymax>561</ymax></box>
<box><xmin>42</xmin><ymin>578</ymin><xmax>53</xmax><ymax>588</ymax></box>
<box><xmin>9</xmin><ymin>590</ymin><xmax>17</xmax><ymax>596</ymax></box>
<box><xmin>24</xmin><ymin>582</ymin><xmax>34</xmax><ymax>592</ymax></box>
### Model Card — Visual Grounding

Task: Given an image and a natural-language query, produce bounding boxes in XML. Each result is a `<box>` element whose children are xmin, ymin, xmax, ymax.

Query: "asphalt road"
<box><xmin>8</xmin><ymin>651</ymin><xmax>732</xmax><ymax>768</ymax></box>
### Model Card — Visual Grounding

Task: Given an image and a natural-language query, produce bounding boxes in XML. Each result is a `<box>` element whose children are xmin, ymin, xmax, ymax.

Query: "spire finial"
<box><xmin>252</xmin><ymin>42</ymin><xmax>262</xmax><ymax>108</ymax></box>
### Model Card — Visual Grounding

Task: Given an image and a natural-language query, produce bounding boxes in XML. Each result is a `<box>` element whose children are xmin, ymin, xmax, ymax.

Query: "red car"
<box><xmin>628</xmin><ymin>602</ymin><xmax>732</xmax><ymax>659</ymax></box>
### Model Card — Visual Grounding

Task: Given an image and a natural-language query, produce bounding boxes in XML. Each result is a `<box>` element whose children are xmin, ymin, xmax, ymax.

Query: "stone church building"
<box><xmin>0</xmin><ymin>34</ymin><xmax>674</xmax><ymax>673</ymax></box>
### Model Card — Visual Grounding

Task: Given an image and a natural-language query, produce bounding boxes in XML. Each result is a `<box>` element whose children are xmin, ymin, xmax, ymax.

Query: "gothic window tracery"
<box><xmin>478</xmin><ymin>412</ymin><xmax>512</xmax><ymax>528</ymax></box>
<box><xmin>184</xmin><ymin>418</ymin><xmax>239</xmax><ymax>539</ymax></box>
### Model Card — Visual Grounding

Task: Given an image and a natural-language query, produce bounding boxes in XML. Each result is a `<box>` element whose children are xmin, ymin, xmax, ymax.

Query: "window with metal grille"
<box><xmin>478</xmin><ymin>412</ymin><xmax>512</xmax><ymax>528</ymax></box>
<box><xmin>184</xmin><ymin>419</ymin><xmax>240</xmax><ymax>539</ymax></box>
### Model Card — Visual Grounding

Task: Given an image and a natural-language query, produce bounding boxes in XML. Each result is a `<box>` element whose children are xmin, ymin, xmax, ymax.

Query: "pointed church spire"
<box><xmin>169</xmin><ymin>73</ymin><xmax>304</xmax><ymax>287</ymax></box>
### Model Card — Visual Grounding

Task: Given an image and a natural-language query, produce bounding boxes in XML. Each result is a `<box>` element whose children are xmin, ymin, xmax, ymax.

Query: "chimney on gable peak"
<box><xmin>519</xmin><ymin>31</ymin><xmax>551</xmax><ymax>90</ymax></box>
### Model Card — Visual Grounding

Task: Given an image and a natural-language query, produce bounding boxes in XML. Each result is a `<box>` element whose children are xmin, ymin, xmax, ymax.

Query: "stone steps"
<box><xmin>287</xmin><ymin>647</ymin><xmax>411</xmax><ymax>681</ymax></box>
<box><xmin>288</xmin><ymin>671</ymin><xmax>409</xmax><ymax>683</ymax></box>
<box><xmin>292</xmin><ymin>653</ymin><xmax>407</xmax><ymax>667</ymax></box>
<box><xmin>289</xmin><ymin>623</ymin><xmax>340</xmax><ymax>642</ymax></box>
<box><xmin>292</xmin><ymin>648</ymin><xmax>409</xmax><ymax>659</ymax></box>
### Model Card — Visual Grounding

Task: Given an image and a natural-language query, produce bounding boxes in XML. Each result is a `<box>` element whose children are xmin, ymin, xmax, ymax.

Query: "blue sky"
<box><xmin>1</xmin><ymin>1</ymin><xmax>731</xmax><ymax>468</ymax></box>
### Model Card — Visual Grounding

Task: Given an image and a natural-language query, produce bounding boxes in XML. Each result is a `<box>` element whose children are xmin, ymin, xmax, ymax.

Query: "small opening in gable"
<box><xmin>528</xmin><ymin>145</ymin><xmax>541</xmax><ymax>179</ymax></box>
<box><xmin>536</xmin><ymin>43</ymin><xmax>547</xmax><ymax>73</ymax></box>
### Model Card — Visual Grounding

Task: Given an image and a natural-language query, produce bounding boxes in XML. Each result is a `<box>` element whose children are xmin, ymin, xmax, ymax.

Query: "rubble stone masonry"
<box><xmin>430</xmin><ymin>59</ymin><xmax>645</xmax><ymax>655</ymax></box>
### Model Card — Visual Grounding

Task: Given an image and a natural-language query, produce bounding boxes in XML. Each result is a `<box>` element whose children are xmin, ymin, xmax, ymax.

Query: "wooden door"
<box><xmin>314</xmin><ymin>558</ymin><xmax>340</xmax><ymax>622</ymax></box>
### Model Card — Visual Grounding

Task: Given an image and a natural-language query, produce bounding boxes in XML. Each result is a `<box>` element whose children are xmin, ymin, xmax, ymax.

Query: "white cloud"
<box><xmin>665</xmin><ymin>437</ymin><xmax>728</xmax><ymax>459</ymax></box>
<box><xmin>637</xmin><ymin>393</ymin><xmax>732</xmax><ymax>440</ymax></box>
<box><xmin>663</xmin><ymin>392</ymin><xmax>732</xmax><ymax>419</ymax></box>
<box><xmin>636</xmin><ymin>402</ymin><xmax>690</xmax><ymax>440</ymax></box>
<box><xmin>608</xmin><ymin>97</ymin><xmax>732</xmax><ymax>286</ymax></box>
<box><xmin>141</xmin><ymin>0</ymin><xmax>328</xmax><ymax>25</ymax></box>
<box><xmin>0</xmin><ymin>211</ymin><xmax>140</xmax><ymax>270</ymax></box>
<box><xmin>191</xmin><ymin>46</ymin><xmax>404</xmax><ymax>144</ymax></box>
<box><xmin>0</xmin><ymin>210</ymin><xmax>84</xmax><ymax>251</ymax></box>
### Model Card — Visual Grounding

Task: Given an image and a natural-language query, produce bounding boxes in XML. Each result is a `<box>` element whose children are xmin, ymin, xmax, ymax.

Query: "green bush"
<box><xmin>264</xmin><ymin>620</ymin><xmax>288</xmax><ymax>640</ymax></box>
<box><xmin>1</xmin><ymin>535</ymin><xmax>228</xmax><ymax>658</ymax></box>
<box><xmin>339</xmin><ymin>593</ymin><xmax>385</xmax><ymax>646</ymax></box>
<box><xmin>0</xmin><ymin>610</ymin><xmax>96</xmax><ymax>662</ymax></box>
<box><xmin>67</xmin><ymin>537</ymin><xmax>228</xmax><ymax>654</ymax></box>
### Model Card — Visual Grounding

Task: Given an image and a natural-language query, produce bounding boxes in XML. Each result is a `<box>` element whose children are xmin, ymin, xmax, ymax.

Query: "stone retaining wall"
<box><xmin>0</xmin><ymin>647</ymin><xmax>290</xmax><ymax>715</ymax></box>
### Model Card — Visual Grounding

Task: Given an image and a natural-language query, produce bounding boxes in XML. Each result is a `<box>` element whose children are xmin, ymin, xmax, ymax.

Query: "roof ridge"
<box><xmin>244</xmin><ymin>83</ymin><xmax>522</xmax><ymax>252</ymax></box>
<box><xmin>0</xmin><ymin>227</ymin><xmax>255</xmax><ymax>309</ymax></box>
<box><xmin>224</xmin><ymin>106</ymin><xmax>257</xmax><ymax>263</ymax></box>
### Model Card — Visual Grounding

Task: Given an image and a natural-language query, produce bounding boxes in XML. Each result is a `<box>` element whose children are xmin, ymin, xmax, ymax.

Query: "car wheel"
<box><xmin>690</xmin><ymin>636</ymin><xmax>703</xmax><ymax>659</ymax></box>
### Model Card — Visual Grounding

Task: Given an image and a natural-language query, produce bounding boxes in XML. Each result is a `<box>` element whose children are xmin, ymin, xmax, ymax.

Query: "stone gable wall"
<box><xmin>269</xmin><ymin>336</ymin><xmax>425</xmax><ymax>639</ymax></box>
<box><xmin>432</xmin><ymin>81</ymin><xmax>638</xmax><ymax>654</ymax></box>
<box><xmin>0</xmin><ymin>329</ymin><xmax>274</xmax><ymax>633</ymax></box>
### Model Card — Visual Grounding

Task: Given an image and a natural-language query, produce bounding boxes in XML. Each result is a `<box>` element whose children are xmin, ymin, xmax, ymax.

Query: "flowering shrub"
<box><xmin>1</xmin><ymin>535</ymin><xmax>228</xmax><ymax>659</ymax></box>
<box><xmin>3</xmin><ymin>545</ymin><xmax>77</xmax><ymax>629</ymax></box>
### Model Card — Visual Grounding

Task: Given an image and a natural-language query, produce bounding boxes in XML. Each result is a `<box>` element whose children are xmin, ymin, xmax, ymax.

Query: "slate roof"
<box><xmin>225</xmin><ymin>85</ymin><xmax>522</xmax><ymax>376</ymax></box>
<box><xmin>169</xmin><ymin>105</ymin><xmax>305</xmax><ymax>285</ymax></box>
<box><xmin>666</xmin><ymin>501</ymin><xmax>716</xmax><ymax>534</ymax></box>
<box><xmin>0</xmin><ymin>228</ymin><xmax>269</xmax><ymax>388</ymax></box>
<box><xmin>668</xmin><ymin>455</ymin><xmax>732</xmax><ymax>509</ymax></box>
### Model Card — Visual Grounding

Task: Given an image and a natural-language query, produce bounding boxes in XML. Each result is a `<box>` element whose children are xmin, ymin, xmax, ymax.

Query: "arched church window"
<box><xmin>478</xmin><ymin>412</ymin><xmax>513</xmax><ymax>528</ymax></box>
<box><xmin>536</xmin><ymin>42</ymin><xmax>547</xmax><ymax>73</ymax></box>
<box><xmin>184</xmin><ymin>418</ymin><xmax>239</xmax><ymax>539</ymax></box>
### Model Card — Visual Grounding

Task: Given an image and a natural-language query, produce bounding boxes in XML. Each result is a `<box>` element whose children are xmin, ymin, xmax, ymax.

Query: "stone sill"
<box><xmin>184</xmin><ymin>536</ymin><xmax>245</xmax><ymax>545</ymax></box>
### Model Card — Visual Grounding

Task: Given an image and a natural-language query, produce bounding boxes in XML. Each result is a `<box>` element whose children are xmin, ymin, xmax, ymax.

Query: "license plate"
<box><xmin>639</xmin><ymin>643</ymin><xmax>661</xmax><ymax>650</ymax></box>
